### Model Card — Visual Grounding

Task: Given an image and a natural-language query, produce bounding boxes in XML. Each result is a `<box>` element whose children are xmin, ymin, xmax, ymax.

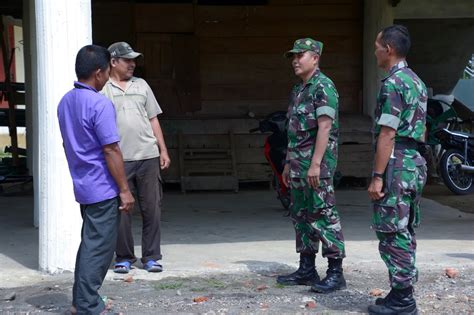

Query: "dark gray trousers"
<box><xmin>73</xmin><ymin>197</ymin><xmax>119</xmax><ymax>315</ymax></box>
<box><xmin>116</xmin><ymin>157</ymin><xmax>163</xmax><ymax>264</ymax></box>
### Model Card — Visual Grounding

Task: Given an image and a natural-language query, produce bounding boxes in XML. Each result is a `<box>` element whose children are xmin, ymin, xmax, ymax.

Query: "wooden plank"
<box><xmin>167</xmin><ymin>132</ymin><xmax>372</xmax><ymax>151</ymax></box>
<box><xmin>161</xmin><ymin>115</ymin><xmax>372</xmax><ymax>135</ymax></box>
<box><xmin>198</xmin><ymin>99</ymin><xmax>288</xmax><ymax>117</ymax></box>
<box><xmin>339</xmin><ymin>144</ymin><xmax>373</xmax><ymax>160</ymax></box>
<box><xmin>197</xmin><ymin>4</ymin><xmax>362</xmax><ymax>26</ymax></box>
<box><xmin>270</xmin><ymin>0</ymin><xmax>358</xmax><ymax>4</ymax></box>
<box><xmin>137</xmin><ymin>33</ymin><xmax>201</xmax><ymax>115</ymax></box>
<box><xmin>184</xmin><ymin>162</ymin><xmax>234</xmax><ymax>171</ymax></box>
<box><xmin>197</xmin><ymin>20</ymin><xmax>362</xmax><ymax>38</ymax></box>
<box><xmin>200</xmin><ymin>85</ymin><xmax>360</xmax><ymax>113</ymax></box>
<box><xmin>198</xmin><ymin>84</ymin><xmax>362</xmax><ymax>115</ymax></box>
<box><xmin>165</xmin><ymin>133</ymin><xmax>269</xmax><ymax>149</ymax></box>
<box><xmin>196</xmin><ymin>5</ymin><xmax>362</xmax><ymax>37</ymax></box>
<box><xmin>199</xmin><ymin>36</ymin><xmax>361</xmax><ymax>54</ymax></box>
<box><xmin>134</xmin><ymin>4</ymin><xmax>194</xmax><ymax>33</ymax></box>
<box><xmin>200</xmin><ymin>54</ymin><xmax>291</xmax><ymax>86</ymax></box>
<box><xmin>162</xmin><ymin>119</ymin><xmax>264</xmax><ymax>134</ymax></box>
<box><xmin>237</xmin><ymin>163</ymin><xmax>273</xmax><ymax>180</ymax></box>
<box><xmin>165</xmin><ymin>145</ymin><xmax>372</xmax><ymax>181</ymax></box>
<box><xmin>236</xmin><ymin>148</ymin><xmax>267</xmax><ymax>164</ymax></box>
<box><xmin>340</xmin><ymin>132</ymin><xmax>372</xmax><ymax>144</ymax></box>
<box><xmin>339</xmin><ymin>114</ymin><xmax>373</xmax><ymax>132</ymax></box>
<box><xmin>337</xmin><ymin>161</ymin><xmax>371</xmax><ymax>177</ymax></box>
<box><xmin>200</xmin><ymin>83</ymin><xmax>293</xmax><ymax>101</ymax></box>
<box><xmin>92</xmin><ymin>2</ymin><xmax>134</xmax><ymax>46</ymax></box>
<box><xmin>199</xmin><ymin>54</ymin><xmax>360</xmax><ymax>86</ymax></box>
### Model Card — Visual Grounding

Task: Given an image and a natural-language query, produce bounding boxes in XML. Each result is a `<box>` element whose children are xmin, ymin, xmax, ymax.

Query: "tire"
<box><xmin>273</xmin><ymin>174</ymin><xmax>291</xmax><ymax>210</ymax></box>
<box><xmin>279</xmin><ymin>194</ymin><xmax>291</xmax><ymax>211</ymax></box>
<box><xmin>440</xmin><ymin>149</ymin><xmax>474</xmax><ymax>195</ymax></box>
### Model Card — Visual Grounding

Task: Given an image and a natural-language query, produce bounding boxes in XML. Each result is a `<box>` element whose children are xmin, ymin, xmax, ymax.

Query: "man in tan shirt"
<box><xmin>102</xmin><ymin>41</ymin><xmax>170</xmax><ymax>273</ymax></box>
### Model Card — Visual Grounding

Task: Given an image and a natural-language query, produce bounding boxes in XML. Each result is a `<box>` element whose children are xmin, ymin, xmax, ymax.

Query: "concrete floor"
<box><xmin>0</xmin><ymin>189</ymin><xmax>473</xmax><ymax>288</ymax></box>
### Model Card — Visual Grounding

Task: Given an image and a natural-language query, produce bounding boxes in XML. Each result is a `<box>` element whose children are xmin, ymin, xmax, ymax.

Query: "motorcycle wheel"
<box><xmin>273</xmin><ymin>174</ymin><xmax>291</xmax><ymax>210</ymax></box>
<box><xmin>279</xmin><ymin>195</ymin><xmax>291</xmax><ymax>211</ymax></box>
<box><xmin>440</xmin><ymin>149</ymin><xmax>474</xmax><ymax>195</ymax></box>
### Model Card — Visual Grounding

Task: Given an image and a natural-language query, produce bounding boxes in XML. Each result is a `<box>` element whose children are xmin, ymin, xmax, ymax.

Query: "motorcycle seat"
<box><xmin>449</xmin><ymin>130</ymin><xmax>474</xmax><ymax>139</ymax></box>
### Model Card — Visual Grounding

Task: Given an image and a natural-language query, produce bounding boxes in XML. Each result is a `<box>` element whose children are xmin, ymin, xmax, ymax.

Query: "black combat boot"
<box><xmin>310</xmin><ymin>258</ymin><xmax>346</xmax><ymax>293</ymax></box>
<box><xmin>375</xmin><ymin>289</ymin><xmax>394</xmax><ymax>305</ymax></box>
<box><xmin>368</xmin><ymin>286</ymin><xmax>418</xmax><ymax>315</ymax></box>
<box><xmin>276</xmin><ymin>253</ymin><xmax>319</xmax><ymax>286</ymax></box>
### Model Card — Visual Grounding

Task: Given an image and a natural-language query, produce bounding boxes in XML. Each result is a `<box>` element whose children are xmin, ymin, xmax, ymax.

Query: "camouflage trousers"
<box><xmin>372</xmin><ymin>164</ymin><xmax>427</xmax><ymax>289</ymax></box>
<box><xmin>289</xmin><ymin>177</ymin><xmax>345</xmax><ymax>258</ymax></box>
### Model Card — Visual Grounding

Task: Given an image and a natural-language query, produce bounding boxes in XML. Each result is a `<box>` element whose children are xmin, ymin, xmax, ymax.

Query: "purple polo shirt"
<box><xmin>57</xmin><ymin>81</ymin><xmax>120</xmax><ymax>204</ymax></box>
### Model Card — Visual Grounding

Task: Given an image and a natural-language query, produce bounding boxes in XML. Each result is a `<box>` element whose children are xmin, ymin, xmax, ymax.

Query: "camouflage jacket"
<box><xmin>287</xmin><ymin>69</ymin><xmax>339</xmax><ymax>179</ymax></box>
<box><xmin>374</xmin><ymin>60</ymin><xmax>428</xmax><ymax>169</ymax></box>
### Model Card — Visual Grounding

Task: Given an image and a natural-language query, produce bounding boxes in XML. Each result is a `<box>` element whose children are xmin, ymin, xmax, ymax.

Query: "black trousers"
<box><xmin>73</xmin><ymin>197</ymin><xmax>119</xmax><ymax>315</ymax></box>
<box><xmin>116</xmin><ymin>157</ymin><xmax>163</xmax><ymax>264</ymax></box>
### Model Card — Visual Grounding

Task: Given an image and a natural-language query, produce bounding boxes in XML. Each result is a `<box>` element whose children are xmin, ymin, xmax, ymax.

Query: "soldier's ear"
<box><xmin>312</xmin><ymin>53</ymin><xmax>320</xmax><ymax>65</ymax></box>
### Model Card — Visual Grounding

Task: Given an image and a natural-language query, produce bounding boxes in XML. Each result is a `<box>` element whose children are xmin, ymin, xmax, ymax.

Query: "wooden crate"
<box><xmin>178</xmin><ymin>131</ymin><xmax>238</xmax><ymax>192</ymax></box>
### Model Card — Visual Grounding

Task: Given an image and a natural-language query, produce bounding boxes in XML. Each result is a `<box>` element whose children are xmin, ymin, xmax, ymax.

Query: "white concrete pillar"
<box><xmin>23</xmin><ymin>0</ymin><xmax>36</xmax><ymax>226</ymax></box>
<box><xmin>363</xmin><ymin>0</ymin><xmax>394</xmax><ymax>118</ymax></box>
<box><xmin>34</xmin><ymin>0</ymin><xmax>92</xmax><ymax>273</ymax></box>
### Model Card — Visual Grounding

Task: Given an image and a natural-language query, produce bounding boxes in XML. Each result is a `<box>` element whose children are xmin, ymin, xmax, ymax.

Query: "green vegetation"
<box><xmin>154</xmin><ymin>281</ymin><xmax>184</xmax><ymax>290</ymax></box>
<box><xmin>204</xmin><ymin>278</ymin><xmax>228</xmax><ymax>289</ymax></box>
<box><xmin>274</xmin><ymin>283</ymin><xmax>286</xmax><ymax>289</ymax></box>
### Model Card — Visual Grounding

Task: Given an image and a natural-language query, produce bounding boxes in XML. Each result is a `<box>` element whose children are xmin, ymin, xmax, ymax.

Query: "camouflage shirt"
<box><xmin>374</xmin><ymin>60</ymin><xmax>428</xmax><ymax>169</ymax></box>
<box><xmin>287</xmin><ymin>69</ymin><xmax>339</xmax><ymax>178</ymax></box>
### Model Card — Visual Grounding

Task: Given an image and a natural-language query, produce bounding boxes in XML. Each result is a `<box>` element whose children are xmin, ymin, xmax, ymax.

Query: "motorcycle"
<box><xmin>426</xmin><ymin>95</ymin><xmax>474</xmax><ymax>194</ymax></box>
<box><xmin>249</xmin><ymin>111</ymin><xmax>290</xmax><ymax>211</ymax></box>
<box><xmin>435</xmin><ymin>128</ymin><xmax>474</xmax><ymax>194</ymax></box>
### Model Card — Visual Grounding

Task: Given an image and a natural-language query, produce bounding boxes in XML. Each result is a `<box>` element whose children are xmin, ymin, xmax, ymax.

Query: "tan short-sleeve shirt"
<box><xmin>101</xmin><ymin>77</ymin><xmax>163</xmax><ymax>161</ymax></box>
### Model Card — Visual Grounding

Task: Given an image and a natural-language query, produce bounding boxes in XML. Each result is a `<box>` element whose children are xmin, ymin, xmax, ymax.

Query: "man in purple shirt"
<box><xmin>58</xmin><ymin>45</ymin><xmax>134</xmax><ymax>314</ymax></box>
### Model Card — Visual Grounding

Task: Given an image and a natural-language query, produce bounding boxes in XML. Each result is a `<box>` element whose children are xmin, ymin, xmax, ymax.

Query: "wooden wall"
<box><xmin>396</xmin><ymin>18</ymin><xmax>474</xmax><ymax>95</ymax></box>
<box><xmin>93</xmin><ymin>0</ymin><xmax>363</xmax><ymax>117</ymax></box>
<box><xmin>92</xmin><ymin>0</ymin><xmax>371</xmax><ymax>182</ymax></box>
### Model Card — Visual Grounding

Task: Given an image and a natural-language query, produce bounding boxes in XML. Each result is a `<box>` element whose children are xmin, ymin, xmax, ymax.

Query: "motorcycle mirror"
<box><xmin>247</xmin><ymin>111</ymin><xmax>256</xmax><ymax>118</ymax></box>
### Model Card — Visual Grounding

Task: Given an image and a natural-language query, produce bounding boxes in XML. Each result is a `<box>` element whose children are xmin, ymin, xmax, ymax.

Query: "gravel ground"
<box><xmin>1</xmin><ymin>263</ymin><xmax>472</xmax><ymax>314</ymax></box>
<box><xmin>423</xmin><ymin>183</ymin><xmax>474</xmax><ymax>214</ymax></box>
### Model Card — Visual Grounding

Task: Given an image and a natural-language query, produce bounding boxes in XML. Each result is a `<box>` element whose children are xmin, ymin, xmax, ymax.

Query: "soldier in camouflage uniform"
<box><xmin>276</xmin><ymin>38</ymin><xmax>346</xmax><ymax>294</ymax></box>
<box><xmin>368</xmin><ymin>25</ymin><xmax>427</xmax><ymax>315</ymax></box>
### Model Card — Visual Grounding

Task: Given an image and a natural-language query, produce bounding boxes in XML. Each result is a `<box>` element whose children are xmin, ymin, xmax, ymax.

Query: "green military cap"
<box><xmin>285</xmin><ymin>38</ymin><xmax>323</xmax><ymax>58</ymax></box>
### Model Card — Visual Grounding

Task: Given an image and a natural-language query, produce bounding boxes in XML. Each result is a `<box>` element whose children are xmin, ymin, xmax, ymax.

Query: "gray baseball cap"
<box><xmin>108</xmin><ymin>42</ymin><xmax>143</xmax><ymax>59</ymax></box>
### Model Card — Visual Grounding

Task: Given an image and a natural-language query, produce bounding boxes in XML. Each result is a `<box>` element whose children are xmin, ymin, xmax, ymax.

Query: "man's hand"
<box><xmin>369</xmin><ymin>126</ymin><xmax>395</xmax><ymax>201</ymax></box>
<box><xmin>102</xmin><ymin>142</ymin><xmax>134</xmax><ymax>213</ymax></box>
<box><xmin>307</xmin><ymin>163</ymin><xmax>320</xmax><ymax>189</ymax></box>
<box><xmin>160</xmin><ymin>151</ymin><xmax>171</xmax><ymax>170</ymax></box>
<box><xmin>149</xmin><ymin>117</ymin><xmax>170</xmax><ymax>170</ymax></box>
<box><xmin>368</xmin><ymin>177</ymin><xmax>384</xmax><ymax>201</ymax></box>
<box><xmin>119</xmin><ymin>190</ymin><xmax>135</xmax><ymax>213</ymax></box>
<box><xmin>282</xmin><ymin>164</ymin><xmax>290</xmax><ymax>187</ymax></box>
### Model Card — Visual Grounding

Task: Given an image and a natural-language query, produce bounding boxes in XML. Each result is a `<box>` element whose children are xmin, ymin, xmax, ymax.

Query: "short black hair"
<box><xmin>75</xmin><ymin>45</ymin><xmax>111</xmax><ymax>80</ymax></box>
<box><xmin>379</xmin><ymin>25</ymin><xmax>411</xmax><ymax>57</ymax></box>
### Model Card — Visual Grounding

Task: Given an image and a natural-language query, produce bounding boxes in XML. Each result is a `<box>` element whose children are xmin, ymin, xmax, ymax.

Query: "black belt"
<box><xmin>394</xmin><ymin>138</ymin><xmax>419</xmax><ymax>151</ymax></box>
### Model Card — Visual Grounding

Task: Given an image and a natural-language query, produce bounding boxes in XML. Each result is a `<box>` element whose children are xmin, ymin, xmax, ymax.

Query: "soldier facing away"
<box><xmin>368</xmin><ymin>25</ymin><xmax>428</xmax><ymax>315</ymax></box>
<box><xmin>277</xmin><ymin>38</ymin><xmax>346</xmax><ymax>294</ymax></box>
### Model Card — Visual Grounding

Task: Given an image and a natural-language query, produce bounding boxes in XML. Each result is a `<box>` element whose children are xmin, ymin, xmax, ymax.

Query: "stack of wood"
<box><xmin>161</xmin><ymin>114</ymin><xmax>373</xmax><ymax>190</ymax></box>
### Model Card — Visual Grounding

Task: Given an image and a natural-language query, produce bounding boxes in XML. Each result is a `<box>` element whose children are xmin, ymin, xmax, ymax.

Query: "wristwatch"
<box><xmin>372</xmin><ymin>172</ymin><xmax>384</xmax><ymax>179</ymax></box>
